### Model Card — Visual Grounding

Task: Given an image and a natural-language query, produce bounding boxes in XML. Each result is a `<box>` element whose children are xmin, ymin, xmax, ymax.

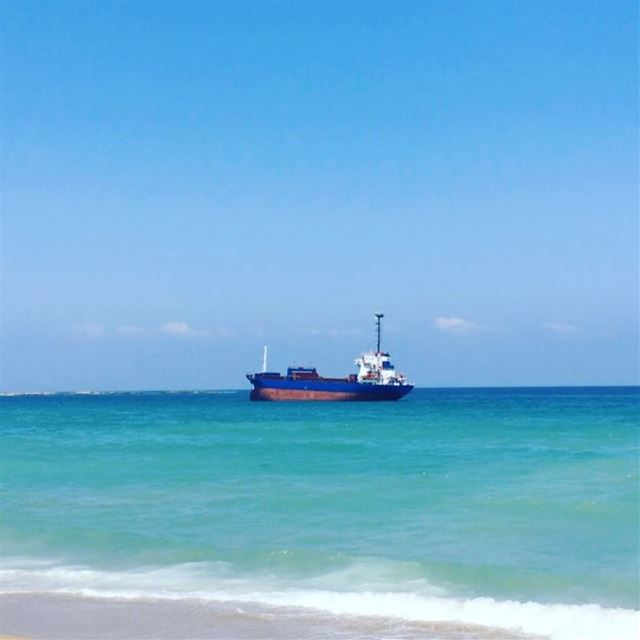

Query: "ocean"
<box><xmin>1</xmin><ymin>387</ymin><xmax>638</xmax><ymax>639</ymax></box>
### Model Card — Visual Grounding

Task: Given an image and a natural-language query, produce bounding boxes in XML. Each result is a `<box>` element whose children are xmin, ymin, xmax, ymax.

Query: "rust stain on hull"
<box><xmin>250</xmin><ymin>388</ymin><xmax>399</xmax><ymax>401</ymax></box>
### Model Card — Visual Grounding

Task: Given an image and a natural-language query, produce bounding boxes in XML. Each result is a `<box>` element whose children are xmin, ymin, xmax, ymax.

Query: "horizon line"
<box><xmin>1</xmin><ymin>384</ymin><xmax>639</xmax><ymax>397</ymax></box>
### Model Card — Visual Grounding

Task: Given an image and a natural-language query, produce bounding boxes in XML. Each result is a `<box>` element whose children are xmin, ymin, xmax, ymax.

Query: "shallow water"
<box><xmin>1</xmin><ymin>387</ymin><xmax>638</xmax><ymax>638</ymax></box>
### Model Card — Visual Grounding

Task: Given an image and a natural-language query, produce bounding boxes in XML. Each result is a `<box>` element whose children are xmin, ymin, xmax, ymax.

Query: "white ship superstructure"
<box><xmin>354</xmin><ymin>314</ymin><xmax>410</xmax><ymax>386</ymax></box>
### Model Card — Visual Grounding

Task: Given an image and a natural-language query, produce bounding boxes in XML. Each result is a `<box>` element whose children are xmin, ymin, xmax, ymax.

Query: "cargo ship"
<box><xmin>246</xmin><ymin>313</ymin><xmax>413</xmax><ymax>401</ymax></box>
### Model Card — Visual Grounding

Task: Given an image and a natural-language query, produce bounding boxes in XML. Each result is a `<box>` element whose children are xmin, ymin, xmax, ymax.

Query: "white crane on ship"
<box><xmin>354</xmin><ymin>313</ymin><xmax>409</xmax><ymax>386</ymax></box>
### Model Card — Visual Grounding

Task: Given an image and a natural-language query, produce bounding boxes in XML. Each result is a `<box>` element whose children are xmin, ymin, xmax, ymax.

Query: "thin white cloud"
<box><xmin>116</xmin><ymin>324</ymin><xmax>146</xmax><ymax>336</ymax></box>
<box><xmin>435</xmin><ymin>316</ymin><xmax>477</xmax><ymax>334</ymax></box>
<box><xmin>75</xmin><ymin>323</ymin><xmax>106</xmax><ymax>338</ymax></box>
<box><xmin>543</xmin><ymin>322</ymin><xmax>578</xmax><ymax>334</ymax></box>
<box><xmin>160</xmin><ymin>321</ymin><xmax>206</xmax><ymax>337</ymax></box>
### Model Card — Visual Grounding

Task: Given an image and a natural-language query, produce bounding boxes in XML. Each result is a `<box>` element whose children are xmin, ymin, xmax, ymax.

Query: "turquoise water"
<box><xmin>1</xmin><ymin>388</ymin><xmax>638</xmax><ymax>637</ymax></box>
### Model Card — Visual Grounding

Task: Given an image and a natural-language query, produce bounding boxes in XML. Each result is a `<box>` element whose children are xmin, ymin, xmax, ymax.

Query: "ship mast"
<box><xmin>375</xmin><ymin>313</ymin><xmax>384</xmax><ymax>354</ymax></box>
<box><xmin>262</xmin><ymin>346</ymin><xmax>268</xmax><ymax>373</ymax></box>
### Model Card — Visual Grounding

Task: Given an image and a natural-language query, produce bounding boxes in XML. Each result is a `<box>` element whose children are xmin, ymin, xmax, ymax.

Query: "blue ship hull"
<box><xmin>247</xmin><ymin>375</ymin><xmax>413</xmax><ymax>401</ymax></box>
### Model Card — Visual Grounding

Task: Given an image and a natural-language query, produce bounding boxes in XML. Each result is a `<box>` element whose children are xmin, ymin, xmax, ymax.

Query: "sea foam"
<box><xmin>1</xmin><ymin>560</ymin><xmax>637</xmax><ymax>640</ymax></box>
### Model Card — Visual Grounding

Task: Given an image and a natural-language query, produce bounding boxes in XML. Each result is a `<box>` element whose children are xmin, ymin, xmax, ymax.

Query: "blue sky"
<box><xmin>1</xmin><ymin>0</ymin><xmax>638</xmax><ymax>390</ymax></box>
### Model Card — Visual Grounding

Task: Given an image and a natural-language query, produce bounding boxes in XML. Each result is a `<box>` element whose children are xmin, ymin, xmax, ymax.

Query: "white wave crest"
<box><xmin>245</xmin><ymin>590</ymin><xmax>639</xmax><ymax>640</ymax></box>
<box><xmin>0</xmin><ymin>560</ymin><xmax>637</xmax><ymax>640</ymax></box>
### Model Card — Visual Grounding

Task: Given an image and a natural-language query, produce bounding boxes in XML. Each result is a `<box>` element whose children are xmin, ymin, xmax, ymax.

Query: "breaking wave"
<box><xmin>1</xmin><ymin>558</ymin><xmax>637</xmax><ymax>640</ymax></box>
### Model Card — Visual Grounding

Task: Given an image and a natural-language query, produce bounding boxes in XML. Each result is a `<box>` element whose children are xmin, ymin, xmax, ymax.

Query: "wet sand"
<box><xmin>0</xmin><ymin>593</ymin><xmax>540</xmax><ymax>639</ymax></box>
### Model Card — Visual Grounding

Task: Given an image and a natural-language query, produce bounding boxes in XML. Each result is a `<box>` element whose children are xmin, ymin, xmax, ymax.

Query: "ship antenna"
<box><xmin>375</xmin><ymin>313</ymin><xmax>384</xmax><ymax>354</ymax></box>
<box><xmin>262</xmin><ymin>346</ymin><xmax>268</xmax><ymax>373</ymax></box>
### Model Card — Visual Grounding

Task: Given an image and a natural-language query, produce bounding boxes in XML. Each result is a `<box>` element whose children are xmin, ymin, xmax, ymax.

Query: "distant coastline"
<box><xmin>2</xmin><ymin>384</ymin><xmax>639</xmax><ymax>397</ymax></box>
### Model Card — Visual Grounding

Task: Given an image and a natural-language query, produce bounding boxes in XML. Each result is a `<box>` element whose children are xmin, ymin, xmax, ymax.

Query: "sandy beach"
<box><xmin>0</xmin><ymin>593</ymin><xmax>541</xmax><ymax>640</ymax></box>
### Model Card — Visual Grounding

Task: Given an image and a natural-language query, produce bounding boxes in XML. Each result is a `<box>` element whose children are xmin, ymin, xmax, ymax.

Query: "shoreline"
<box><xmin>0</xmin><ymin>592</ymin><xmax>541</xmax><ymax>640</ymax></box>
